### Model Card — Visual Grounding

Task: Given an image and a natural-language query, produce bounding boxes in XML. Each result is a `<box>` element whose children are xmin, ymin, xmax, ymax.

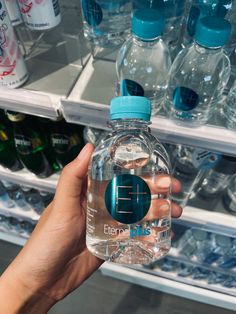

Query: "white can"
<box><xmin>0</xmin><ymin>0</ymin><xmax>29</xmax><ymax>88</ymax></box>
<box><xmin>5</xmin><ymin>0</ymin><xmax>23</xmax><ymax>26</ymax></box>
<box><xmin>17</xmin><ymin>0</ymin><xmax>61</xmax><ymax>31</ymax></box>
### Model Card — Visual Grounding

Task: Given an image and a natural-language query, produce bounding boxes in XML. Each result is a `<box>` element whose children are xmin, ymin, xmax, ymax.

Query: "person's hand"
<box><xmin>0</xmin><ymin>143</ymin><xmax>182</xmax><ymax>314</ymax></box>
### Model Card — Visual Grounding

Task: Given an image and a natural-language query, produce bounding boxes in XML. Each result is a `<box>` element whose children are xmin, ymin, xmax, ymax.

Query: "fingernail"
<box><xmin>160</xmin><ymin>204</ymin><xmax>170</xmax><ymax>211</ymax></box>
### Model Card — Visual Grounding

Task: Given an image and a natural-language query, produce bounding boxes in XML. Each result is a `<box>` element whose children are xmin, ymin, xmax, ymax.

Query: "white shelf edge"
<box><xmin>0</xmin><ymin>230</ymin><xmax>27</xmax><ymax>246</ymax></box>
<box><xmin>63</xmin><ymin>57</ymin><xmax>236</xmax><ymax>155</ymax></box>
<box><xmin>0</xmin><ymin>166</ymin><xmax>58</xmax><ymax>193</ymax></box>
<box><xmin>100</xmin><ymin>263</ymin><xmax>236</xmax><ymax>311</ymax></box>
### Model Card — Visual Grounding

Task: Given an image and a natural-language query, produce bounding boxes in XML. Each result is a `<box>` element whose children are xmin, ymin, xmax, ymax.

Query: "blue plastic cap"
<box><xmin>195</xmin><ymin>17</ymin><xmax>231</xmax><ymax>48</ymax></box>
<box><xmin>132</xmin><ymin>9</ymin><xmax>165</xmax><ymax>40</ymax></box>
<box><xmin>110</xmin><ymin>96</ymin><xmax>151</xmax><ymax>121</ymax></box>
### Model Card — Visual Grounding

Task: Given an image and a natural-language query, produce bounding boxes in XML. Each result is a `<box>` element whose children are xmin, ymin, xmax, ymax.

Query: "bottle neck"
<box><xmin>194</xmin><ymin>41</ymin><xmax>223</xmax><ymax>54</ymax></box>
<box><xmin>110</xmin><ymin>119</ymin><xmax>150</xmax><ymax>132</ymax></box>
<box><xmin>133</xmin><ymin>34</ymin><xmax>161</xmax><ymax>47</ymax></box>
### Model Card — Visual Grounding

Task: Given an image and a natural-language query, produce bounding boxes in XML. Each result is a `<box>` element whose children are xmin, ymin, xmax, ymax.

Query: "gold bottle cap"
<box><xmin>6</xmin><ymin>111</ymin><xmax>25</xmax><ymax>122</ymax></box>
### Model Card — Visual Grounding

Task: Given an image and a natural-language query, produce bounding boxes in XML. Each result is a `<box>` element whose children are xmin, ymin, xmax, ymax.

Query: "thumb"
<box><xmin>54</xmin><ymin>143</ymin><xmax>94</xmax><ymax>207</ymax></box>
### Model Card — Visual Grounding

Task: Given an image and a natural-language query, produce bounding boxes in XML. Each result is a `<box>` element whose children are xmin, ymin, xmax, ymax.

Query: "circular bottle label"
<box><xmin>105</xmin><ymin>174</ymin><xmax>151</xmax><ymax>224</ymax></box>
<box><xmin>81</xmin><ymin>0</ymin><xmax>103</xmax><ymax>27</ymax></box>
<box><xmin>120</xmin><ymin>79</ymin><xmax>145</xmax><ymax>97</ymax></box>
<box><xmin>173</xmin><ymin>86</ymin><xmax>199</xmax><ymax>111</ymax></box>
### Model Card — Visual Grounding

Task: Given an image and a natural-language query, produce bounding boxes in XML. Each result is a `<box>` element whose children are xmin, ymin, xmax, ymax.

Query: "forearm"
<box><xmin>0</xmin><ymin>272</ymin><xmax>55</xmax><ymax>314</ymax></box>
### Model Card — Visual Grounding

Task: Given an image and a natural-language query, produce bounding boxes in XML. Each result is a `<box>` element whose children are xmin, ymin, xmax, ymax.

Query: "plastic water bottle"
<box><xmin>183</xmin><ymin>0</ymin><xmax>236</xmax><ymax>55</ymax></box>
<box><xmin>116</xmin><ymin>9</ymin><xmax>171</xmax><ymax>115</ymax></box>
<box><xmin>5</xmin><ymin>0</ymin><xmax>23</xmax><ymax>26</ymax></box>
<box><xmin>86</xmin><ymin>96</ymin><xmax>172</xmax><ymax>264</ymax></box>
<box><xmin>0</xmin><ymin>181</ymin><xmax>15</xmax><ymax>208</ymax></box>
<box><xmin>222</xmin><ymin>80</ymin><xmax>236</xmax><ymax>130</ymax></box>
<box><xmin>0</xmin><ymin>0</ymin><xmax>29</xmax><ymax>88</ymax></box>
<box><xmin>17</xmin><ymin>0</ymin><xmax>61</xmax><ymax>31</ymax></box>
<box><xmin>83</xmin><ymin>126</ymin><xmax>107</xmax><ymax>147</ymax></box>
<box><xmin>171</xmin><ymin>145</ymin><xmax>221</xmax><ymax>207</ymax></box>
<box><xmin>81</xmin><ymin>0</ymin><xmax>132</xmax><ymax>47</ymax></box>
<box><xmin>165</xmin><ymin>17</ymin><xmax>231</xmax><ymax>126</ymax></box>
<box><xmin>21</xmin><ymin>186</ymin><xmax>44</xmax><ymax>215</ymax></box>
<box><xmin>133</xmin><ymin>0</ymin><xmax>187</xmax><ymax>58</ymax></box>
<box><xmin>39</xmin><ymin>190</ymin><xmax>54</xmax><ymax>207</ymax></box>
<box><xmin>198</xmin><ymin>155</ymin><xmax>236</xmax><ymax>198</ymax></box>
<box><xmin>223</xmin><ymin>175</ymin><xmax>236</xmax><ymax>214</ymax></box>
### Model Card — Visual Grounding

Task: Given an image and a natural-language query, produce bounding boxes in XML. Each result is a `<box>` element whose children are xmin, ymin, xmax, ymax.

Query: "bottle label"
<box><xmin>120</xmin><ymin>79</ymin><xmax>145</xmax><ymax>97</ymax></box>
<box><xmin>192</xmin><ymin>150</ymin><xmax>221</xmax><ymax>170</ymax></box>
<box><xmin>81</xmin><ymin>0</ymin><xmax>103</xmax><ymax>27</ymax></box>
<box><xmin>51</xmin><ymin>133</ymin><xmax>81</xmax><ymax>154</ymax></box>
<box><xmin>14</xmin><ymin>134</ymin><xmax>43</xmax><ymax>155</ymax></box>
<box><xmin>105</xmin><ymin>174</ymin><xmax>151</xmax><ymax>224</ymax></box>
<box><xmin>173</xmin><ymin>86</ymin><xmax>199</xmax><ymax>111</ymax></box>
<box><xmin>52</xmin><ymin>0</ymin><xmax>60</xmax><ymax>17</ymax></box>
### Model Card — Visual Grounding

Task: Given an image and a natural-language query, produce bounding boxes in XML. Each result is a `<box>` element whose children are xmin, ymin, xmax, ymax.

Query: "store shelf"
<box><xmin>0</xmin><ymin>166</ymin><xmax>58</xmax><ymax>193</ymax></box>
<box><xmin>62</xmin><ymin>57</ymin><xmax>236</xmax><ymax>156</ymax></box>
<box><xmin>0</xmin><ymin>230</ymin><xmax>27</xmax><ymax>246</ymax></box>
<box><xmin>100</xmin><ymin>263</ymin><xmax>236</xmax><ymax>311</ymax></box>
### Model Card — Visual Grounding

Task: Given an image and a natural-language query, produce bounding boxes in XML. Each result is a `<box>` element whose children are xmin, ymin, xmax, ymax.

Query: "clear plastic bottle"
<box><xmin>223</xmin><ymin>174</ymin><xmax>236</xmax><ymax>214</ymax></box>
<box><xmin>116</xmin><ymin>9</ymin><xmax>171</xmax><ymax>115</ymax></box>
<box><xmin>172</xmin><ymin>145</ymin><xmax>221</xmax><ymax>207</ymax></box>
<box><xmin>198</xmin><ymin>155</ymin><xmax>236</xmax><ymax>198</ymax></box>
<box><xmin>133</xmin><ymin>0</ymin><xmax>188</xmax><ymax>59</ymax></box>
<box><xmin>83</xmin><ymin>126</ymin><xmax>107</xmax><ymax>147</ymax></box>
<box><xmin>21</xmin><ymin>186</ymin><xmax>44</xmax><ymax>215</ymax></box>
<box><xmin>17</xmin><ymin>0</ymin><xmax>61</xmax><ymax>31</ymax></box>
<box><xmin>0</xmin><ymin>0</ymin><xmax>29</xmax><ymax>88</ymax></box>
<box><xmin>86</xmin><ymin>96</ymin><xmax>172</xmax><ymax>264</ymax></box>
<box><xmin>0</xmin><ymin>181</ymin><xmax>15</xmax><ymax>208</ymax></box>
<box><xmin>222</xmin><ymin>80</ymin><xmax>236</xmax><ymax>130</ymax></box>
<box><xmin>81</xmin><ymin>0</ymin><xmax>132</xmax><ymax>47</ymax></box>
<box><xmin>5</xmin><ymin>0</ymin><xmax>23</xmax><ymax>26</ymax></box>
<box><xmin>165</xmin><ymin>16</ymin><xmax>231</xmax><ymax>126</ymax></box>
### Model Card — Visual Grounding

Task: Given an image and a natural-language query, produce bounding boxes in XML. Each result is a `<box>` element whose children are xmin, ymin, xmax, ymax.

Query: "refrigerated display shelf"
<box><xmin>62</xmin><ymin>57</ymin><xmax>236</xmax><ymax>156</ymax></box>
<box><xmin>0</xmin><ymin>166</ymin><xmax>58</xmax><ymax>193</ymax></box>
<box><xmin>0</xmin><ymin>230</ymin><xmax>27</xmax><ymax>246</ymax></box>
<box><xmin>100</xmin><ymin>263</ymin><xmax>236</xmax><ymax>311</ymax></box>
<box><xmin>0</xmin><ymin>204</ymin><xmax>39</xmax><ymax>222</ymax></box>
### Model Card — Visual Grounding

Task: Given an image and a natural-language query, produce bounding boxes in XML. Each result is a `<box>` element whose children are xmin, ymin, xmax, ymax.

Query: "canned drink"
<box><xmin>0</xmin><ymin>0</ymin><xmax>29</xmax><ymax>88</ymax></box>
<box><xmin>17</xmin><ymin>0</ymin><xmax>61</xmax><ymax>31</ymax></box>
<box><xmin>5</xmin><ymin>0</ymin><xmax>23</xmax><ymax>26</ymax></box>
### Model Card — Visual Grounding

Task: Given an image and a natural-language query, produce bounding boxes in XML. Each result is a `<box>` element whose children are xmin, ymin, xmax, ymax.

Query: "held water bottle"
<box><xmin>86</xmin><ymin>96</ymin><xmax>172</xmax><ymax>264</ymax></box>
<box><xmin>81</xmin><ymin>0</ymin><xmax>132</xmax><ymax>47</ymax></box>
<box><xmin>17</xmin><ymin>0</ymin><xmax>61</xmax><ymax>31</ymax></box>
<box><xmin>5</xmin><ymin>0</ymin><xmax>23</xmax><ymax>26</ymax></box>
<box><xmin>116</xmin><ymin>9</ymin><xmax>171</xmax><ymax>115</ymax></box>
<box><xmin>222</xmin><ymin>80</ymin><xmax>236</xmax><ymax>130</ymax></box>
<box><xmin>165</xmin><ymin>17</ymin><xmax>231</xmax><ymax>126</ymax></box>
<box><xmin>0</xmin><ymin>0</ymin><xmax>28</xmax><ymax>88</ymax></box>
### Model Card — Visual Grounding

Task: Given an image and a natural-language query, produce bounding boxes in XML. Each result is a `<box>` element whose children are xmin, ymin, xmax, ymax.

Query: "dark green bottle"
<box><xmin>7</xmin><ymin>112</ymin><xmax>54</xmax><ymax>178</ymax></box>
<box><xmin>50</xmin><ymin>119</ymin><xmax>85</xmax><ymax>167</ymax></box>
<box><xmin>0</xmin><ymin>110</ymin><xmax>23</xmax><ymax>171</ymax></box>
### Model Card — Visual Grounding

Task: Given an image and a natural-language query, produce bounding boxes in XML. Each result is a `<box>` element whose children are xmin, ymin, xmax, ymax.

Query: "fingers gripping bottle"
<box><xmin>0</xmin><ymin>1</ymin><xmax>28</xmax><ymax>88</ymax></box>
<box><xmin>165</xmin><ymin>16</ymin><xmax>231</xmax><ymax>126</ymax></box>
<box><xmin>86</xmin><ymin>96</ymin><xmax>172</xmax><ymax>265</ymax></box>
<box><xmin>17</xmin><ymin>0</ymin><xmax>61</xmax><ymax>31</ymax></box>
<box><xmin>116</xmin><ymin>9</ymin><xmax>171</xmax><ymax>116</ymax></box>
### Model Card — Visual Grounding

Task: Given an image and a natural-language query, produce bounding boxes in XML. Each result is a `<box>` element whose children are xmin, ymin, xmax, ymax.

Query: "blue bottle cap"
<box><xmin>132</xmin><ymin>9</ymin><xmax>165</xmax><ymax>40</ymax></box>
<box><xmin>195</xmin><ymin>16</ymin><xmax>231</xmax><ymax>48</ymax></box>
<box><xmin>110</xmin><ymin>96</ymin><xmax>151</xmax><ymax>121</ymax></box>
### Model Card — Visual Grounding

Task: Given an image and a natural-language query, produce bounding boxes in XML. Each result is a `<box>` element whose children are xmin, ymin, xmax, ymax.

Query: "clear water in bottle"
<box><xmin>86</xmin><ymin>96</ymin><xmax>172</xmax><ymax>265</ymax></box>
<box><xmin>222</xmin><ymin>80</ymin><xmax>236</xmax><ymax>130</ymax></box>
<box><xmin>81</xmin><ymin>0</ymin><xmax>132</xmax><ymax>47</ymax></box>
<box><xmin>116</xmin><ymin>9</ymin><xmax>171</xmax><ymax>115</ymax></box>
<box><xmin>165</xmin><ymin>16</ymin><xmax>231</xmax><ymax>126</ymax></box>
<box><xmin>223</xmin><ymin>175</ymin><xmax>236</xmax><ymax>214</ymax></box>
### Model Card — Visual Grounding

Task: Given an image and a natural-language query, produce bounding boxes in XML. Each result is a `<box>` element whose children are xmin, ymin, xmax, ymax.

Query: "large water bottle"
<box><xmin>86</xmin><ymin>96</ymin><xmax>172</xmax><ymax>264</ymax></box>
<box><xmin>116</xmin><ymin>9</ymin><xmax>171</xmax><ymax>115</ymax></box>
<box><xmin>165</xmin><ymin>17</ymin><xmax>231</xmax><ymax>126</ymax></box>
<box><xmin>133</xmin><ymin>0</ymin><xmax>187</xmax><ymax>58</ymax></box>
<box><xmin>81</xmin><ymin>0</ymin><xmax>132</xmax><ymax>47</ymax></box>
<box><xmin>183</xmin><ymin>0</ymin><xmax>236</xmax><ymax>56</ymax></box>
<box><xmin>222</xmin><ymin>80</ymin><xmax>236</xmax><ymax>130</ymax></box>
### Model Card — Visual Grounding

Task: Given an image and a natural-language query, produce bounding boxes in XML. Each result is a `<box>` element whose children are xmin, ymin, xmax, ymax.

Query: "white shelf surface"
<box><xmin>0</xmin><ymin>166</ymin><xmax>58</xmax><ymax>193</ymax></box>
<box><xmin>100</xmin><ymin>263</ymin><xmax>236</xmax><ymax>311</ymax></box>
<box><xmin>62</xmin><ymin>57</ymin><xmax>236</xmax><ymax>156</ymax></box>
<box><xmin>0</xmin><ymin>230</ymin><xmax>27</xmax><ymax>246</ymax></box>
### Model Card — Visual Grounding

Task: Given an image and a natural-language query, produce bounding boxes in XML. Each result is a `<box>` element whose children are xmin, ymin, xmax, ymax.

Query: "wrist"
<box><xmin>0</xmin><ymin>273</ymin><xmax>55</xmax><ymax>314</ymax></box>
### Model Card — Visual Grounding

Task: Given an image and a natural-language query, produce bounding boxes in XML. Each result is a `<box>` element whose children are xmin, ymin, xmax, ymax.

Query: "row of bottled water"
<box><xmin>0</xmin><ymin>213</ymin><xmax>36</xmax><ymax>237</ymax></box>
<box><xmin>82</xmin><ymin>1</ymin><xmax>236</xmax><ymax>128</ymax></box>
<box><xmin>0</xmin><ymin>180</ymin><xmax>54</xmax><ymax>215</ymax></box>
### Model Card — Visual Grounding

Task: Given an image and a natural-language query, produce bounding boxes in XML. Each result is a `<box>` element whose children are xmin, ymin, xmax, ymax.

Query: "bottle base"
<box><xmin>87</xmin><ymin>239</ymin><xmax>171</xmax><ymax>265</ymax></box>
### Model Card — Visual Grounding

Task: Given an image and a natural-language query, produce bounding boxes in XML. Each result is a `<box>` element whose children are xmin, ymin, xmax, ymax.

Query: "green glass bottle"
<box><xmin>7</xmin><ymin>112</ymin><xmax>54</xmax><ymax>178</ymax></box>
<box><xmin>0</xmin><ymin>110</ymin><xmax>23</xmax><ymax>171</ymax></box>
<box><xmin>50</xmin><ymin>119</ymin><xmax>85</xmax><ymax>167</ymax></box>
